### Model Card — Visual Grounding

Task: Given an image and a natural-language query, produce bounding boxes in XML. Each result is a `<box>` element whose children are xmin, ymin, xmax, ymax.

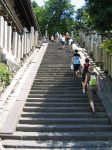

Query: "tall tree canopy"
<box><xmin>32</xmin><ymin>0</ymin><xmax>75</xmax><ymax>35</ymax></box>
<box><xmin>85</xmin><ymin>0</ymin><xmax>112</xmax><ymax>32</ymax></box>
<box><xmin>75</xmin><ymin>6</ymin><xmax>91</xmax><ymax>29</ymax></box>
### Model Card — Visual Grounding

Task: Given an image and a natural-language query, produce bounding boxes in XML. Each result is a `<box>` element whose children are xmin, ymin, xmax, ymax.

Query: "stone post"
<box><xmin>20</xmin><ymin>35</ymin><xmax>24</xmax><ymax>59</ymax></box>
<box><xmin>0</xmin><ymin>16</ymin><xmax>4</xmax><ymax>50</ymax></box>
<box><xmin>31</xmin><ymin>26</ymin><xmax>34</xmax><ymax>50</ymax></box>
<box><xmin>3</xmin><ymin>21</ymin><xmax>8</xmax><ymax>52</ymax></box>
<box><xmin>17</xmin><ymin>34</ymin><xmax>21</xmax><ymax>60</ymax></box>
<box><xmin>27</xmin><ymin>33</ymin><xmax>30</xmax><ymax>53</ymax></box>
<box><xmin>23</xmin><ymin>28</ymin><xmax>27</xmax><ymax>56</ymax></box>
<box><xmin>34</xmin><ymin>31</ymin><xmax>38</xmax><ymax>47</ymax></box>
<box><xmin>111</xmin><ymin>55</ymin><xmax>112</xmax><ymax>78</ymax></box>
<box><xmin>7</xmin><ymin>26</ymin><xmax>12</xmax><ymax>53</ymax></box>
<box><xmin>12</xmin><ymin>31</ymin><xmax>18</xmax><ymax>58</ymax></box>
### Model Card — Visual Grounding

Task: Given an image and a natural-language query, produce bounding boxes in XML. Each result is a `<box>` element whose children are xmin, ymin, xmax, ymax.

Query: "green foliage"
<box><xmin>100</xmin><ymin>39</ymin><xmax>112</xmax><ymax>53</ymax></box>
<box><xmin>32</xmin><ymin>0</ymin><xmax>38</xmax><ymax>8</ymax></box>
<box><xmin>33</xmin><ymin>6</ymin><xmax>46</xmax><ymax>34</ymax></box>
<box><xmin>32</xmin><ymin>0</ymin><xmax>75</xmax><ymax>35</ymax></box>
<box><xmin>0</xmin><ymin>63</ymin><xmax>12</xmax><ymax>89</ymax></box>
<box><xmin>85</xmin><ymin>0</ymin><xmax>112</xmax><ymax>32</ymax></box>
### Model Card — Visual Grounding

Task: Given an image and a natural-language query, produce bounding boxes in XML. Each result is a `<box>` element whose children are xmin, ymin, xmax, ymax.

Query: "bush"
<box><xmin>0</xmin><ymin>62</ymin><xmax>12</xmax><ymax>89</ymax></box>
<box><xmin>100</xmin><ymin>39</ymin><xmax>112</xmax><ymax>53</ymax></box>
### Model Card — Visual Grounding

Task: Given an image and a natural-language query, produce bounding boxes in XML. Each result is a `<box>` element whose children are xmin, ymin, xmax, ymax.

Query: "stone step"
<box><xmin>30</xmin><ymin>86</ymin><xmax>82</xmax><ymax>90</ymax></box>
<box><xmin>2</xmin><ymin>140</ymin><xmax>112</xmax><ymax>149</ymax></box>
<box><xmin>23</xmin><ymin>106</ymin><xmax>105</xmax><ymax>112</ymax></box>
<box><xmin>34</xmin><ymin>77</ymin><xmax>78</xmax><ymax>79</ymax></box>
<box><xmin>29</xmin><ymin>90</ymin><xmax>85</xmax><ymax>94</ymax></box>
<box><xmin>37</xmin><ymin>70</ymin><xmax>71</xmax><ymax>72</ymax></box>
<box><xmin>32</xmin><ymin>82</ymin><xmax>82</xmax><ymax>86</ymax></box>
<box><xmin>19</xmin><ymin>117</ymin><xmax>109</xmax><ymax>125</ymax></box>
<box><xmin>31</xmin><ymin>84</ymin><xmax>82</xmax><ymax>88</ymax></box>
<box><xmin>21</xmin><ymin>112</ymin><xmax>108</xmax><ymax>118</ymax></box>
<box><xmin>36</xmin><ymin>73</ymin><xmax>74</xmax><ymax>76</ymax></box>
<box><xmin>28</xmin><ymin>94</ymin><xmax>88</xmax><ymax>98</ymax></box>
<box><xmin>29</xmin><ymin>89</ymin><xmax>84</xmax><ymax>94</ymax></box>
<box><xmin>16</xmin><ymin>124</ymin><xmax>112</xmax><ymax>132</ymax></box>
<box><xmin>1</xmin><ymin>131</ymin><xmax>112</xmax><ymax>141</ymax></box>
<box><xmin>26</xmin><ymin>97</ymin><xmax>100</xmax><ymax>102</ymax></box>
<box><xmin>34</xmin><ymin>76</ymin><xmax>80</xmax><ymax>83</ymax></box>
<box><xmin>32</xmin><ymin>81</ymin><xmax>81</xmax><ymax>84</ymax></box>
<box><xmin>25</xmin><ymin>102</ymin><xmax>102</xmax><ymax>107</ymax></box>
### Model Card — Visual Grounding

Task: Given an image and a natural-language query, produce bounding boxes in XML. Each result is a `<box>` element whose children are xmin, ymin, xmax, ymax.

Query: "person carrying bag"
<box><xmin>84</xmin><ymin>66</ymin><xmax>100</xmax><ymax>112</ymax></box>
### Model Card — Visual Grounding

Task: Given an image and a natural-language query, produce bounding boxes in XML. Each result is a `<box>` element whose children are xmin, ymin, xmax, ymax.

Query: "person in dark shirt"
<box><xmin>82</xmin><ymin>58</ymin><xmax>91</xmax><ymax>93</ymax></box>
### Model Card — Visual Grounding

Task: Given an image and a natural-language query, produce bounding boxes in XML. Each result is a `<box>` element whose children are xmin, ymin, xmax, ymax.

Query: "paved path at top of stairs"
<box><xmin>1</xmin><ymin>42</ymin><xmax>112</xmax><ymax>150</ymax></box>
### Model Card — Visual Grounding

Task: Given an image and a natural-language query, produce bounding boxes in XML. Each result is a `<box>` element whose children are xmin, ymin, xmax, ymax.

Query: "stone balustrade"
<box><xmin>79</xmin><ymin>29</ymin><xmax>112</xmax><ymax>78</ymax></box>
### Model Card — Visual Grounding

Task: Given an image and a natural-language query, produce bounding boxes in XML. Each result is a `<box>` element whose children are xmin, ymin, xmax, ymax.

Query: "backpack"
<box><xmin>73</xmin><ymin>56</ymin><xmax>80</xmax><ymax>64</ymax></box>
<box><xmin>89</xmin><ymin>74</ymin><xmax>97</xmax><ymax>86</ymax></box>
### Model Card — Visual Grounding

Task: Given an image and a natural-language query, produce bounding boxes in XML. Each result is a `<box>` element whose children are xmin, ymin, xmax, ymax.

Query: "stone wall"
<box><xmin>79</xmin><ymin>30</ymin><xmax>112</xmax><ymax>78</ymax></box>
<box><xmin>0</xmin><ymin>16</ymin><xmax>39</xmax><ymax>72</ymax></box>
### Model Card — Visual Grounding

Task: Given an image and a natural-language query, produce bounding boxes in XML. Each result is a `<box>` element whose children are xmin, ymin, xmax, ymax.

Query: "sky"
<box><xmin>32</xmin><ymin>0</ymin><xmax>85</xmax><ymax>10</ymax></box>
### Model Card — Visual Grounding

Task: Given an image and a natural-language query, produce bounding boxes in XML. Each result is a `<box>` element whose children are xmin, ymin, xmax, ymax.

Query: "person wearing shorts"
<box><xmin>72</xmin><ymin>50</ymin><xmax>81</xmax><ymax>76</ymax></box>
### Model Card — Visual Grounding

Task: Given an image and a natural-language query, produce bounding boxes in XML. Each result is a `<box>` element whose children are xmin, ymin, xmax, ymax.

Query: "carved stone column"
<box><xmin>111</xmin><ymin>55</ymin><xmax>112</xmax><ymax>78</ymax></box>
<box><xmin>31</xmin><ymin>26</ymin><xmax>34</xmax><ymax>50</ymax></box>
<box><xmin>12</xmin><ymin>31</ymin><xmax>18</xmax><ymax>58</ymax></box>
<box><xmin>35</xmin><ymin>31</ymin><xmax>38</xmax><ymax>47</ymax></box>
<box><xmin>3</xmin><ymin>21</ymin><xmax>8</xmax><ymax>52</ymax></box>
<box><xmin>26</xmin><ymin>32</ymin><xmax>30</xmax><ymax>54</ymax></box>
<box><xmin>17</xmin><ymin>34</ymin><xmax>21</xmax><ymax>60</ymax></box>
<box><xmin>21</xmin><ymin>35</ymin><xmax>24</xmax><ymax>59</ymax></box>
<box><xmin>7</xmin><ymin>26</ymin><xmax>12</xmax><ymax>53</ymax></box>
<box><xmin>0</xmin><ymin>16</ymin><xmax>4</xmax><ymax>50</ymax></box>
<box><xmin>23</xmin><ymin>28</ymin><xmax>27</xmax><ymax>56</ymax></box>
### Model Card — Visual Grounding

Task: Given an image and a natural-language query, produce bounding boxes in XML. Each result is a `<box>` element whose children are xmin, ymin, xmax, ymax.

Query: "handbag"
<box><xmin>71</xmin><ymin>64</ymin><xmax>73</xmax><ymax>70</ymax></box>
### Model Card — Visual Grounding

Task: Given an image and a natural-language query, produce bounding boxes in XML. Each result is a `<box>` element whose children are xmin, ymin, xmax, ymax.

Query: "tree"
<box><xmin>32</xmin><ymin>0</ymin><xmax>38</xmax><ymax>8</ymax></box>
<box><xmin>75</xmin><ymin>7</ymin><xmax>88</xmax><ymax>27</ymax></box>
<box><xmin>33</xmin><ymin>5</ymin><xmax>47</xmax><ymax>34</ymax></box>
<box><xmin>85</xmin><ymin>0</ymin><xmax>112</xmax><ymax>32</ymax></box>
<box><xmin>32</xmin><ymin>0</ymin><xmax>75</xmax><ymax>35</ymax></box>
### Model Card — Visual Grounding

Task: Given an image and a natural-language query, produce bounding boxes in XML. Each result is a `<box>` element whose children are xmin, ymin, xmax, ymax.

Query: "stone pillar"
<box><xmin>0</xmin><ymin>16</ymin><xmax>4</xmax><ymax>50</ymax></box>
<box><xmin>104</xmin><ymin>51</ymin><xmax>108</xmax><ymax>72</ymax></box>
<box><xmin>26</xmin><ymin>32</ymin><xmax>30</xmax><ymax>54</ymax></box>
<box><xmin>31</xmin><ymin>26</ymin><xmax>34</xmax><ymax>50</ymax></box>
<box><xmin>21</xmin><ymin>35</ymin><xmax>24</xmax><ymax>59</ymax></box>
<box><xmin>7</xmin><ymin>26</ymin><xmax>12</xmax><ymax>53</ymax></box>
<box><xmin>34</xmin><ymin>31</ymin><xmax>38</xmax><ymax>47</ymax></box>
<box><xmin>111</xmin><ymin>55</ymin><xmax>112</xmax><ymax>78</ymax></box>
<box><xmin>96</xmin><ymin>34</ymin><xmax>103</xmax><ymax>62</ymax></box>
<box><xmin>71</xmin><ymin>30</ymin><xmax>73</xmax><ymax>38</ymax></box>
<box><xmin>29</xmin><ymin>33</ymin><xmax>31</xmax><ymax>51</ymax></box>
<box><xmin>45</xmin><ymin>30</ymin><xmax>47</xmax><ymax>38</ymax></box>
<box><xmin>90</xmin><ymin>33</ymin><xmax>94</xmax><ymax>52</ymax></box>
<box><xmin>92</xmin><ymin>33</ymin><xmax>98</xmax><ymax>61</ymax></box>
<box><xmin>108</xmin><ymin>54</ymin><xmax>111</xmax><ymax>76</ymax></box>
<box><xmin>23</xmin><ymin>28</ymin><xmax>27</xmax><ymax>56</ymax></box>
<box><xmin>86</xmin><ymin>35</ymin><xmax>90</xmax><ymax>52</ymax></box>
<box><xmin>3</xmin><ymin>21</ymin><xmax>8</xmax><ymax>51</ymax></box>
<box><xmin>84</xmin><ymin>33</ymin><xmax>88</xmax><ymax>49</ymax></box>
<box><xmin>12</xmin><ymin>32</ymin><xmax>18</xmax><ymax>58</ymax></box>
<box><xmin>27</xmin><ymin>33</ymin><xmax>30</xmax><ymax>53</ymax></box>
<box><xmin>17</xmin><ymin>34</ymin><xmax>21</xmax><ymax>60</ymax></box>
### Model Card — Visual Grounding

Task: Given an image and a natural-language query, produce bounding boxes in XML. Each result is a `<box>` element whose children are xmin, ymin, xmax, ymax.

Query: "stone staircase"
<box><xmin>1</xmin><ymin>42</ymin><xmax>112</xmax><ymax>149</ymax></box>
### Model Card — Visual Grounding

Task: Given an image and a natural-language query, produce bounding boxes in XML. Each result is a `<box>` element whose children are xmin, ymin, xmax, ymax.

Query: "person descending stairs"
<box><xmin>1</xmin><ymin>42</ymin><xmax>112</xmax><ymax>149</ymax></box>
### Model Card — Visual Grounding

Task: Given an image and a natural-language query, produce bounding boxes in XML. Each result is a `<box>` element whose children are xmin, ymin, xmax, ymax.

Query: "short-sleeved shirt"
<box><xmin>73</xmin><ymin>53</ymin><xmax>81</xmax><ymax>64</ymax></box>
